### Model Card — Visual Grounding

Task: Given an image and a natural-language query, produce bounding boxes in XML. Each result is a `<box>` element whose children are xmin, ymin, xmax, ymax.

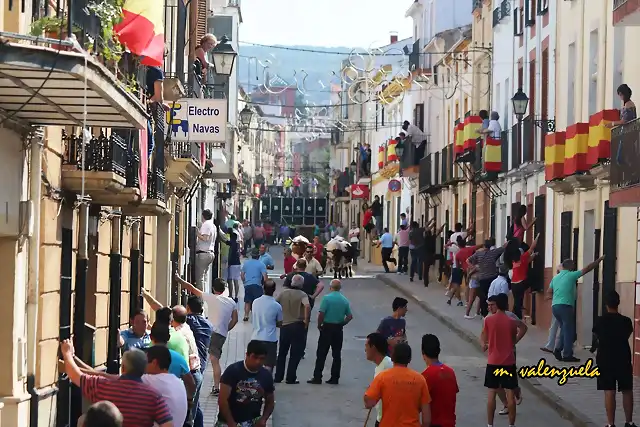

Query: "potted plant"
<box><xmin>30</xmin><ymin>16</ymin><xmax>81</xmax><ymax>50</ymax></box>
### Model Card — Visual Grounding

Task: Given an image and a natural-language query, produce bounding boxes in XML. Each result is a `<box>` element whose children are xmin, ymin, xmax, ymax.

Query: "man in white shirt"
<box><xmin>303</xmin><ymin>245</ymin><xmax>324</xmax><ymax>276</ymax></box>
<box><xmin>143</xmin><ymin>345</ymin><xmax>189</xmax><ymax>425</ymax></box>
<box><xmin>251</xmin><ymin>279</ymin><xmax>283</xmax><ymax>372</ymax></box>
<box><xmin>365</xmin><ymin>332</ymin><xmax>394</xmax><ymax>426</ymax></box>
<box><xmin>195</xmin><ymin>209</ymin><xmax>217</xmax><ymax>290</ymax></box>
<box><xmin>176</xmin><ymin>274</ymin><xmax>238</xmax><ymax>396</ymax></box>
<box><xmin>348</xmin><ymin>223</ymin><xmax>360</xmax><ymax>266</ymax></box>
<box><xmin>478</xmin><ymin>111</ymin><xmax>502</xmax><ymax>139</ymax></box>
<box><xmin>276</xmin><ymin>175</ymin><xmax>284</xmax><ymax>196</ymax></box>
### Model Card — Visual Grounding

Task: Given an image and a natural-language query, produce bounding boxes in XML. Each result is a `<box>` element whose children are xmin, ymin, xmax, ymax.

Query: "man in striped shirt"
<box><xmin>60</xmin><ymin>340</ymin><xmax>174</xmax><ymax>427</ymax></box>
<box><xmin>467</xmin><ymin>240</ymin><xmax>506</xmax><ymax>318</ymax></box>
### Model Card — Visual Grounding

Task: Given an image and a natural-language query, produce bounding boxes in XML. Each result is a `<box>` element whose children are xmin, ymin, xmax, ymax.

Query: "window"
<box><xmin>567</xmin><ymin>42</ymin><xmax>576</xmax><ymax>125</ymax></box>
<box><xmin>612</xmin><ymin>27</ymin><xmax>624</xmax><ymax>103</ymax></box>
<box><xmin>464</xmin><ymin>97</ymin><xmax>469</xmax><ymax>116</ymax></box>
<box><xmin>455</xmin><ymin>101</ymin><xmax>459</xmax><ymax>122</ymax></box>
<box><xmin>433</xmin><ymin>65</ymin><xmax>439</xmax><ymax>86</ymax></box>
<box><xmin>447</xmin><ymin>108</ymin><xmax>451</xmax><ymax>144</ymax></box>
<box><xmin>513</xmin><ymin>7</ymin><xmax>524</xmax><ymax>36</ymax></box>
<box><xmin>517</xmin><ymin>66</ymin><xmax>523</xmax><ymax>91</ymax></box>
<box><xmin>504</xmin><ymin>78</ymin><xmax>510</xmax><ymax>128</ymax></box>
<box><xmin>588</xmin><ymin>29</ymin><xmax>599</xmax><ymax>116</ymax></box>
<box><xmin>537</xmin><ymin>0</ymin><xmax>549</xmax><ymax>15</ymax></box>
<box><xmin>524</xmin><ymin>0</ymin><xmax>536</xmax><ymax>26</ymax></box>
<box><xmin>415</xmin><ymin>103</ymin><xmax>425</xmax><ymax>130</ymax></box>
<box><xmin>495</xmin><ymin>82</ymin><xmax>501</xmax><ymax>118</ymax></box>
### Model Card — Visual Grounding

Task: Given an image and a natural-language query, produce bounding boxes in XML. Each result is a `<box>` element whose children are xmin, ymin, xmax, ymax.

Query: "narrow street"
<box><xmin>203</xmin><ymin>248</ymin><xmax>575</xmax><ymax>427</ymax></box>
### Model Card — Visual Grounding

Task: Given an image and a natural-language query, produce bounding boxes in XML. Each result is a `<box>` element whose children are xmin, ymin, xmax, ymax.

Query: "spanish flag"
<box><xmin>587</xmin><ymin>109</ymin><xmax>619</xmax><ymax>166</ymax></box>
<box><xmin>387</xmin><ymin>138</ymin><xmax>398</xmax><ymax>162</ymax></box>
<box><xmin>378</xmin><ymin>145</ymin><xmax>385</xmax><ymax>169</ymax></box>
<box><xmin>564</xmin><ymin>123</ymin><xmax>589</xmax><ymax>176</ymax></box>
<box><xmin>454</xmin><ymin>123</ymin><xmax>464</xmax><ymax>156</ymax></box>
<box><xmin>115</xmin><ymin>0</ymin><xmax>165</xmax><ymax>66</ymax></box>
<box><xmin>483</xmin><ymin>137</ymin><xmax>502</xmax><ymax>172</ymax></box>
<box><xmin>463</xmin><ymin>116</ymin><xmax>483</xmax><ymax>152</ymax></box>
<box><xmin>544</xmin><ymin>132</ymin><xmax>566</xmax><ymax>181</ymax></box>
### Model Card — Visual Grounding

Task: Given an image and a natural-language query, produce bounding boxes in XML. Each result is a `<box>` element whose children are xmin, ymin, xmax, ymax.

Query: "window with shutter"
<box><xmin>197</xmin><ymin>0</ymin><xmax>207</xmax><ymax>42</ymax></box>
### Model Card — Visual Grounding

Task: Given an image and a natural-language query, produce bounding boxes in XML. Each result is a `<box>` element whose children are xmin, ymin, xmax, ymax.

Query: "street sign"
<box><xmin>166</xmin><ymin>99</ymin><xmax>228</xmax><ymax>143</ymax></box>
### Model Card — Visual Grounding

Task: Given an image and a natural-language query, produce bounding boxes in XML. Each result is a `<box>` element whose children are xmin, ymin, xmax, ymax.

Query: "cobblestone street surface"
<box><xmin>374</xmin><ymin>266</ymin><xmax>640</xmax><ymax>427</ymax></box>
<box><xmin>200</xmin><ymin>249</ymin><xmax>581</xmax><ymax>426</ymax></box>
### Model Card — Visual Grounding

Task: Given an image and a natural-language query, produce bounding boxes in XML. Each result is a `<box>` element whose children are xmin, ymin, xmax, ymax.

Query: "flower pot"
<box><xmin>45</xmin><ymin>30</ymin><xmax>71</xmax><ymax>51</ymax></box>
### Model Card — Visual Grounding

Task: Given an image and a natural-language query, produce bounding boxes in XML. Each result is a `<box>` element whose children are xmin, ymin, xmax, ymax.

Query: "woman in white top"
<box><xmin>348</xmin><ymin>223</ymin><xmax>360</xmax><ymax>266</ymax></box>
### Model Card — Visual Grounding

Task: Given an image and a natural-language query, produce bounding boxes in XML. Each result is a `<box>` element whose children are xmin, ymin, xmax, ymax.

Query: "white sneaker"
<box><xmin>498</xmin><ymin>407</ymin><xmax>508</xmax><ymax>415</ymax></box>
<box><xmin>397</xmin><ymin>272</ymin><xmax>402</xmax><ymax>275</ymax></box>
<box><xmin>464</xmin><ymin>314</ymin><xmax>476</xmax><ymax>319</ymax></box>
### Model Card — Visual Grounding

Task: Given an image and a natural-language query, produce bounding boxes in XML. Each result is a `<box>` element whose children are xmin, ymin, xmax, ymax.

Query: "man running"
<box><xmin>365</xmin><ymin>333</ymin><xmax>393</xmax><ymax>427</ymax></box>
<box><xmin>364</xmin><ymin>342</ymin><xmax>431</xmax><ymax>427</ymax></box>
<box><xmin>378</xmin><ymin>228</ymin><xmax>397</xmax><ymax>273</ymax></box>
<box><xmin>593</xmin><ymin>290</ymin><xmax>637</xmax><ymax>427</ymax></box>
<box><xmin>176</xmin><ymin>275</ymin><xmax>238</xmax><ymax>396</ymax></box>
<box><xmin>242</xmin><ymin>248</ymin><xmax>269</xmax><ymax>321</ymax></box>
<box><xmin>377</xmin><ymin>297</ymin><xmax>408</xmax><ymax>352</ymax></box>
<box><xmin>481</xmin><ymin>293</ymin><xmax>526</xmax><ymax>427</ymax></box>
<box><xmin>251</xmin><ymin>279</ymin><xmax>283</xmax><ymax>373</ymax></box>
<box><xmin>467</xmin><ymin>240</ymin><xmax>506</xmax><ymax>317</ymax></box>
<box><xmin>421</xmin><ymin>334</ymin><xmax>458</xmax><ymax>427</ymax></box>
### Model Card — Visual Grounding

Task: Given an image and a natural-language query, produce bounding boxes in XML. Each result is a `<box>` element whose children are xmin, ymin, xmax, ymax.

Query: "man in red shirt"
<box><xmin>481</xmin><ymin>293</ymin><xmax>526</xmax><ymax>427</ymax></box>
<box><xmin>312</xmin><ymin>236</ymin><xmax>324</xmax><ymax>264</ymax></box>
<box><xmin>451</xmin><ymin>240</ymin><xmax>484</xmax><ymax>306</ymax></box>
<box><xmin>510</xmin><ymin>233</ymin><xmax>539</xmax><ymax>319</ymax></box>
<box><xmin>421</xmin><ymin>334</ymin><xmax>458</xmax><ymax>427</ymax></box>
<box><xmin>284</xmin><ymin>247</ymin><xmax>297</xmax><ymax>274</ymax></box>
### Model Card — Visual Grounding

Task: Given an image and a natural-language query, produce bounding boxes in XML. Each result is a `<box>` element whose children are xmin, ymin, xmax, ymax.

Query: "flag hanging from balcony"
<box><xmin>544</xmin><ymin>132</ymin><xmax>566</xmax><ymax>181</ymax></box>
<box><xmin>114</xmin><ymin>0</ymin><xmax>165</xmax><ymax>66</ymax></box>
<box><xmin>463</xmin><ymin>116</ymin><xmax>483</xmax><ymax>152</ymax></box>
<box><xmin>587</xmin><ymin>109</ymin><xmax>619</xmax><ymax>166</ymax></box>
<box><xmin>387</xmin><ymin>138</ymin><xmax>398</xmax><ymax>162</ymax></box>
<box><xmin>378</xmin><ymin>145</ymin><xmax>385</xmax><ymax>169</ymax></box>
<box><xmin>483</xmin><ymin>137</ymin><xmax>502</xmax><ymax>173</ymax></box>
<box><xmin>564</xmin><ymin>123</ymin><xmax>589</xmax><ymax>176</ymax></box>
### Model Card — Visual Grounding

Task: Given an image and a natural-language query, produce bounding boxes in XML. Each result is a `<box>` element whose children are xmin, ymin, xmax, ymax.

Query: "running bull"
<box><xmin>325</xmin><ymin>237</ymin><xmax>354</xmax><ymax>279</ymax></box>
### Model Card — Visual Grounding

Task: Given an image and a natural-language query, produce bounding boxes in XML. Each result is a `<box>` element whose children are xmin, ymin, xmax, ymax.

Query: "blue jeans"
<box><xmin>190</xmin><ymin>370</ymin><xmax>204</xmax><ymax>427</ymax></box>
<box><xmin>552</xmin><ymin>304</ymin><xmax>575</xmax><ymax>358</ymax></box>
<box><xmin>544</xmin><ymin>315</ymin><xmax>561</xmax><ymax>350</ymax></box>
<box><xmin>410</xmin><ymin>249</ymin><xmax>422</xmax><ymax>279</ymax></box>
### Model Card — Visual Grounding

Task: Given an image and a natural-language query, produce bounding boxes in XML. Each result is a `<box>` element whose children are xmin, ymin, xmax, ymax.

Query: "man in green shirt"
<box><xmin>308</xmin><ymin>279</ymin><xmax>353</xmax><ymax>385</ymax></box>
<box><xmin>546</xmin><ymin>255</ymin><xmax>604</xmax><ymax>362</ymax></box>
<box><xmin>156</xmin><ymin>307</ymin><xmax>190</xmax><ymax>361</ymax></box>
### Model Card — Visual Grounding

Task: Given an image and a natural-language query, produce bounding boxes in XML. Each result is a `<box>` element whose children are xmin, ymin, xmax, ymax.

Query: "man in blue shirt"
<box><xmin>242</xmin><ymin>248</ymin><xmax>269</xmax><ymax>321</ymax></box>
<box><xmin>377</xmin><ymin>228</ymin><xmax>397</xmax><ymax>273</ymax></box>
<box><xmin>259</xmin><ymin>244</ymin><xmax>275</xmax><ymax>270</ymax></box>
<box><xmin>308</xmin><ymin>279</ymin><xmax>353</xmax><ymax>385</ymax></box>
<box><xmin>185</xmin><ymin>295</ymin><xmax>213</xmax><ymax>427</ymax></box>
<box><xmin>546</xmin><ymin>256</ymin><xmax>604</xmax><ymax>362</ymax></box>
<box><xmin>251</xmin><ymin>279</ymin><xmax>283</xmax><ymax>372</ymax></box>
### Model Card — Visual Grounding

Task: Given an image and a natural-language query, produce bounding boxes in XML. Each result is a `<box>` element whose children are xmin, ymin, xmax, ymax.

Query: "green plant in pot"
<box><xmin>30</xmin><ymin>16</ymin><xmax>73</xmax><ymax>38</ymax></box>
<box><xmin>86</xmin><ymin>0</ymin><xmax>125</xmax><ymax>62</ymax></box>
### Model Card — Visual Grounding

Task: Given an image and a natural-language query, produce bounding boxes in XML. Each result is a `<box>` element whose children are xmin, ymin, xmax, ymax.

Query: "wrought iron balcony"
<box><xmin>511</xmin><ymin>122</ymin><xmax>521</xmax><ymax>170</ymax></box>
<box><xmin>147</xmin><ymin>164</ymin><xmax>166</xmax><ymax>202</ymax></box>
<box><xmin>613</xmin><ymin>0</ymin><xmax>640</xmax><ymax>26</ymax></box>
<box><xmin>522</xmin><ymin>115</ymin><xmax>535</xmax><ymax>163</ymax></box>
<box><xmin>419</xmin><ymin>154</ymin><xmax>434</xmax><ymax>193</ymax></box>
<box><xmin>610</xmin><ymin>119</ymin><xmax>640</xmax><ymax>206</ymax></box>
<box><xmin>165</xmin><ymin>141</ymin><xmax>202</xmax><ymax>188</ymax></box>
<box><xmin>61</xmin><ymin>131</ymin><xmax>142</xmax><ymax>205</ymax></box>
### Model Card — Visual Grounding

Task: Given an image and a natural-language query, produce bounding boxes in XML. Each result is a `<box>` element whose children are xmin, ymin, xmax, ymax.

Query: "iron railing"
<box><xmin>613</xmin><ymin>0</ymin><xmax>627</xmax><ymax>11</ymax></box>
<box><xmin>419</xmin><ymin>154</ymin><xmax>432</xmax><ymax>192</ymax></box>
<box><xmin>126</xmin><ymin>147</ymin><xmax>140</xmax><ymax>188</ymax></box>
<box><xmin>500</xmin><ymin>130</ymin><xmax>509</xmax><ymax>172</ymax></box>
<box><xmin>473</xmin><ymin>138</ymin><xmax>483</xmax><ymax>172</ymax></box>
<box><xmin>400</xmin><ymin>140</ymin><xmax>420</xmax><ymax>170</ymax></box>
<box><xmin>522</xmin><ymin>115</ymin><xmax>535</xmax><ymax>163</ymax></box>
<box><xmin>611</xmin><ymin>118</ymin><xmax>640</xmax><ymax>191</ymax></box>
<box><xmin>168</xmin><ymin>141</ymin><xmax>201</xmax><ymax>166</ymax></box>
<box><xmin>511</xmin><ymin>122</ymin><xmax>521</xmax><ymax>169</ymax></box>
<box><xmin>62</xmin><ymin>131</ymin><xmax>129</xmax><ymax>179</ymax></box>
<box><xmin>148</xmin><ymin>163</ymin><xmax>166</xmax><ymax>201</ymax></box>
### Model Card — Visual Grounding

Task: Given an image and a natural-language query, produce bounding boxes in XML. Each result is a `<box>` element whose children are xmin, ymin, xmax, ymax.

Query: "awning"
<box><xmin>0</xmin><ymin>42</ymin><xmax>149</xmax><ymax>129</ymax></box>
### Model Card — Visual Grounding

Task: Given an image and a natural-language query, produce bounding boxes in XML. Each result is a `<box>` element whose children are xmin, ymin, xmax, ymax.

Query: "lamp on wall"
<box><xmin>211</xmin><ymin>35</ymin><xmax>237</xmax><ymax>76</ymax></box>
<box><xmin>511</xmin><ymin>88</ymin><xmax>529</xmax><ymax>121</ymax></box>
<box><xmin>240</xmin><ymin>106</ymin><xmax>254</xmax><ymax>127</ymax></box>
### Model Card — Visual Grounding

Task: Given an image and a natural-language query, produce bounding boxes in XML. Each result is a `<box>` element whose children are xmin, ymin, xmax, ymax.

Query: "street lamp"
<box><xmin>211</xmin><ymin>35</ymin><xmax>237</xmax><ymax>76</ymax></box>
<box><xmin>240</xmin><ymin>106</ymin><xmax>254</xmax><ymax>127</ymax></box>
<box><xmin>350</xmin><ymin>160</ymin><xmax>357</xmax><ymax>173</ymax></box>
<box><xmin>511</xmin><ymin>88</ymin><xmax>529</xmax><ymax>121</ymax></box>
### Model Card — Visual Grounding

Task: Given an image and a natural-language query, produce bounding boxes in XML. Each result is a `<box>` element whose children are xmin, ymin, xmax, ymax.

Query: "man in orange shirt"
<box><xmin>364</xmin><ymin>342</ymin><xmax>431</xmax><ymax>427</ymax></box>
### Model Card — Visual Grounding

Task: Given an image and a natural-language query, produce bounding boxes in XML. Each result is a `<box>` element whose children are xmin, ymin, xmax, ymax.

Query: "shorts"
<box><xmin>224</xmin><ymin>265</ymin><xmax>241</xmax><ymax>281</ymax></box>
<box><xmin>451</xmin><ymin>268</ymin><xmax>464</xmax><ymax>285</ymax></box>
<box><xmin>597</xmin><ymin>364</ymin><xmax>633</xmax><ymax>391</ymax></box>
<box><xmin>209</xmin><ymin>332</ymin><xmax>227</xmax><ymax>359</ymax></box>
<box><xmin>484</xmin><ymin>364</ymin><xmax>519</xmax><ymax>390</ymax></box>
<box><xmin>254</xmin><ymin>340</ymin><xmax>278</xmax><ymax>367</ymax></box>
<box><xmin>215</xmin><ymin>418</ymin><xmax>259</xmax><ymax>427</ymax></box>
<box><xmin>469</xmin><ymin>279</ymin><xmax>480</xmax><ymax>289</ymax></box>
<box><xmin>244</xmin><ymin>284</ymin><xmax>264</xmax><ymax>304</ymax></box>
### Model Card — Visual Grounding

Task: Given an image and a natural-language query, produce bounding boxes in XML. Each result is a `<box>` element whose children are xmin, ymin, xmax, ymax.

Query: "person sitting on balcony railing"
<box><xmin>146</xmin><ymin>46</ymin><xmax>171</xmax><ymax>111</ymax></box>
<box><xmin>477</xmin><ymin>111</ymin><xmax>502</xmax><ymax>139</ymax></box>
<box><xmin>194</xmin><ymin>34</ymin><xmax>218</xmax><ymax>77</ymax></box>
<box><xmin>402</xmin><ymin>120</ymin><xmax>428</xmax><ymax>160</ymax></box>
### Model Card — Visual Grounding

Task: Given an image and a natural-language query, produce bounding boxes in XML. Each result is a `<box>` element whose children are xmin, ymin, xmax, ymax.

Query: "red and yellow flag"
<box><xmin>463</xmin><ymin>116</ymin><xmax>483</xmax><ymax>152</ymax></box>
<box><xmin>587</xmin><ymin>109</ymin><xmax>619</xmax><ymax>166</ymax></box>
<box><xmin>483</xmin><ymin>137</ymin><xmax>502</xmax><ymax>172</ymax></box>
<box><xmin>454</xmin><ymin>123</ymin><xmax>464</xmax><ymax>156</ymax></box>
<box><xmin>115</xmin><ymin>0</ymin><xmax>165</xmax><ymax>66</ymax></box>
<box><xmin>377</xmin><ymin>145</ymin><xmax>385</xmax><ymax>169</ymax></box>
<box><xmin>564</xmin><ymin>123</ymin><xmax>589</xmax><ymax>176</ymax></box>
<box><xmin>387</xmin><ymin>138</ymin><xmax>398</xmax><ymax>162</ymax></box>
<box><xmin>544</xmin><ymin>132</ymin><xmax>566</xmax><ymax>181</ymax></box>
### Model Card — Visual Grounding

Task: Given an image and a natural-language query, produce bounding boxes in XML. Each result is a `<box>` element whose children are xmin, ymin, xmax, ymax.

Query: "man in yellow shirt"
<box><xmin>283</xmin><ymin>177</ymin><xmax>293</xmax><ymax>196</ymax></box>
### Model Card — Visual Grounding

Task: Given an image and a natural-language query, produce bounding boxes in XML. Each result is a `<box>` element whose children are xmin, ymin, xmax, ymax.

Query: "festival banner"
<box><xmin>463</xmin><ymin>116</ymin><xmax>483</xmax><ymax>152</ymax></box>
<box><xmin>564</xmin><ymin>123</ymin><xmax>589</xmax><ymax>176</ymax></box>
<box><xmin>483</xmin><ymin>137</ymin><xmax>502</xmax><ymax>172</ymax></box>
<box><xmin>387</xmin><ymin>138</ymin><xmax>398</xmax><ymax>163</ymax></box>
<box><xmin>114</xmin><ymin>0</ymin><xmax>165</xmax><ymax>66</ymax></box>
<box><xmin>377</xmin><ymin>145</ymin><xmax>385</xmax><ymax>169</ymax></box>
<box><xmin>587</xmin><ymin>109</ymin><xmax>619</xmax><ymax>166</ymax></box>
<box><xmin>544</xmin><ymin>132</ymin><xmax>567</xmax><ymax>181</ymax></box>
<box><xmin>454</xmin><ymin>122</ymin><xmax>464</xmax><ymax>156</ymax></box>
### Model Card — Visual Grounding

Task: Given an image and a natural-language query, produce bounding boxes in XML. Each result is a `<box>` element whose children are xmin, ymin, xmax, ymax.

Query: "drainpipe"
<box><xmin>139</xmin><ymin>219</ymin><xmax>146</xmax><ymax>308</ymax></box>
<box><xmin>70</xmin><ymin>202</ymin><xmax>88</xmax><ymax>424</ymax></box>
<box><xmin>106</xmin><ymin>214</ymin><xmax>122</xmax><ymax>374</ymax></box>
<box><xmin>129</xmin><ymin>221</ymin><xmax>140</xmax><ymax>318</ymax></box>
<box><xmin>26</xmin><ymin>129</ymin><xmax>43</xmax><ymax>427</ymax></box>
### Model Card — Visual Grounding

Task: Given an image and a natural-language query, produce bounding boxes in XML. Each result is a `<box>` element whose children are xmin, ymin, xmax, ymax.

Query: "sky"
<box><xmin>239</xmin><ymin>0</ymin><xmax>413</xmax><ymax>48</ymax></box>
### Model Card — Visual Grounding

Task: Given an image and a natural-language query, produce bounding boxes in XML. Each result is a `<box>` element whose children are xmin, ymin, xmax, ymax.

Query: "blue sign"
<box><xmin>388</xmin><ymin>179</ymin><xmax>402</xmax><ymax>192</ymax></box>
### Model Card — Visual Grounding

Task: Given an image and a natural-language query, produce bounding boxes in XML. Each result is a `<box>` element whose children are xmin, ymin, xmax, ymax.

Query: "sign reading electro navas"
<box><xmin>166</xmin><ymin>99</ymin><xmax>228</xmax><ymax>143</ymax></box>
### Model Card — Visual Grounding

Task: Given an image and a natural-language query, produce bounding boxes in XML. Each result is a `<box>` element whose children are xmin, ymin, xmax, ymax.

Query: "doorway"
<box><xmin>580</xmin><ymin>209</ymin><xmax>595</xmax><ymax>346</ymax></box>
